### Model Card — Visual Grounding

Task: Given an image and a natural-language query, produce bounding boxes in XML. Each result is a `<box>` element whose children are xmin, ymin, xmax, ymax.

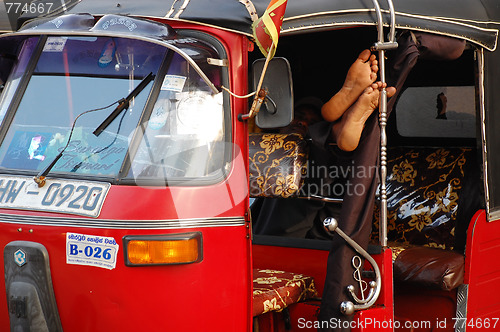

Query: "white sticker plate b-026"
<box><xmin>66</xmin><ymin>232</ymin><xmax>119</xmax><ymax>270</ymax></box>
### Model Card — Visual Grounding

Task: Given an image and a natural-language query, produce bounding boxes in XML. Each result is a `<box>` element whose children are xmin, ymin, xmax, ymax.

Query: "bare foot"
<box><xmin>333</xmin><ymin>82</ymin><xmax>396</xmax><ymax>152</ymax></box>
<box><xmin>322</xmin><ymin>49</ymin><xmax>379</xmax><ymax>122</ymax></box>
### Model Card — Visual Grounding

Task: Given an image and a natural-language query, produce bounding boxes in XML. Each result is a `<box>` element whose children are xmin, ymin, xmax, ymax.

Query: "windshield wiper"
<box><xmin>33</xmin><ymin>101</ymin><xmax>117</xmax><ymax>187</ymax></box>
<box><xmin>33</xmin><ymin>72</ymin><xmax>155</xmax><ymax>187</ymax></box>
<box><xmin>93</xmin><ymin>72</ymin><xmax>155</xmax><ymax>136</ymax></box>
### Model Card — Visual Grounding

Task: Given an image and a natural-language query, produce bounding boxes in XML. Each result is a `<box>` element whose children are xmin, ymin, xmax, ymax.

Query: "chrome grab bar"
<box><xmin>323</xmin><ymin>218</ymin><xmax>382</xmax><ymax>315</ymax></box>
<box><xmin>321</xmin><ymin>0</ymin><xmax>398</xmax><ymax>316</ymax></box>
<box><xmin>371</xmin><ymin>0</ymin><xmax>398</xmax><ymax>248</ymax></box>
<box><xmin>371</xmin><ymin>0</ymin><xmax>398</xmax><ymax>50</ymax></box>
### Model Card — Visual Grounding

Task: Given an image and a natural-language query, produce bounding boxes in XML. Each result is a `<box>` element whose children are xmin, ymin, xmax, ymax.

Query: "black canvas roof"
<box><xmin>2</xmin><ymin>0</ymin><xmax>498</xmax><ymax>50</ymax></box>
<box><xmin>57</xmin><ymin>0</ymin><xmax>499</xmax><ymax>50</ymax></box>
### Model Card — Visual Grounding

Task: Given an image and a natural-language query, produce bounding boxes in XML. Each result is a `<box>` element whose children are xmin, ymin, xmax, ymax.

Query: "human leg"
<box><xmin>321</xmin><ymin>49</ymin><xmax>379</xmax><ymax>122</ymax></box>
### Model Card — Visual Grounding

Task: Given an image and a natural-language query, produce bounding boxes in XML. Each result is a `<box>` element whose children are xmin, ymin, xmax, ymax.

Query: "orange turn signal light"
<box><xmin>123</xmin><ymin>232</ymin><xmax>202</xmax><ymax>266</ymax></box>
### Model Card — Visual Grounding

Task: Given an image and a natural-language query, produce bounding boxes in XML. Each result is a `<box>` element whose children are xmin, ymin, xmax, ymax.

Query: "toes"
<box><xmin>364</xmin><ymin>86</ymin><xmax>377</xmax><ymax>95</ymax></box>
<box><xmin>386</xmin><ymin>86</ymin><xmax>397</xmax><ymax>97</ymax></box>
<box><xmin>358</xmin><ymin>49</ymin><xmax>372</xmax><ymax>62</ymax></box>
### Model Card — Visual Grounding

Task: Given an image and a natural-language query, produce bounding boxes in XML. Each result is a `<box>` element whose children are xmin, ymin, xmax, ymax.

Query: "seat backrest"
<box><xmin>372</xmin><ymin>146</ymin><xmax>476</xmax><ymax>249</ymax></box>
<box><xmin>249</xmin><ymin>133</ymin><xmax>308</xmax><ymax>198</ymax></box>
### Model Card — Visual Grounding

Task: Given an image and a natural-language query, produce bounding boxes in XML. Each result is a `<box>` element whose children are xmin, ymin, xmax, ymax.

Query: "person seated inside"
<box><xmin>252</xmin><ymin>49</ymin><xmax>396</xmax><ymax>237</ymax></box>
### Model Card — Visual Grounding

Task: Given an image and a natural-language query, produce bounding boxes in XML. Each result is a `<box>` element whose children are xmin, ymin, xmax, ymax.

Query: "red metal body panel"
<box><xmin>0</xmin><ymin>223</ymin><xmax>250</xmax><ymax>331</ymax></box>
<box><xmin>98</xmin><ymin>153</ymin><xmax>248</xmax><ymax>220</ymax></box>
<box><xmin>394</xmin><ymin>286</ymin><xmax>456</xmax><ymax>331</ymax></box>
<box><xmin>464</xmin><ymin>210</ymin><xmax>500</xmax><ymax>331</ymax></box>
<box><xmin>0</xmin><ymin>22</ymin><xmax>254</xmax><ymax>332</ymax></box>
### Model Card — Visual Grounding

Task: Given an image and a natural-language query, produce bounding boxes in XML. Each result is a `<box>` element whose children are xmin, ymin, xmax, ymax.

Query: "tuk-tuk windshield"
<box><xmin>0</xmin><ymin>35</ymin><xmax>226</xmax><ymax>184</ymax></box>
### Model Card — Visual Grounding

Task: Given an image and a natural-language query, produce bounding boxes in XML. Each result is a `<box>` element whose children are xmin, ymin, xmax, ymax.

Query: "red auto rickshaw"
<box><xmin>0</xmin><ymin>0</ymin><xmax>500</xmax><ymax>331</ymax></box>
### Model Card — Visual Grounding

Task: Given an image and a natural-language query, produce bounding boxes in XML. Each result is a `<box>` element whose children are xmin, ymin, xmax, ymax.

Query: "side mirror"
<box><xmin>252</xmin><ymin>57</ymin><xmax>293</xmax><ymax>128</ymax></box>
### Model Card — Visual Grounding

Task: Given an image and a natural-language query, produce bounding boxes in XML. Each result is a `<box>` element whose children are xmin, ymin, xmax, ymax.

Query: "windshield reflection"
<box><xmin>0</xmin><ymin>34</ymin><xmax>227</xmax><ymax>185</ymax></box>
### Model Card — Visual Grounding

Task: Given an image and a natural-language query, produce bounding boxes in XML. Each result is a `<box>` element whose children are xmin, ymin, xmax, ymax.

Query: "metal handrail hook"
<box><xmin>323</xmin><ymin>217</ymin><xmax>382</xmax><ymax>315</ymax></box>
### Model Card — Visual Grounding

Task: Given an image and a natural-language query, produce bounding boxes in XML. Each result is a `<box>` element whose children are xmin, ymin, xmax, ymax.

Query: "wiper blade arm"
<box><xmin>33</xmin><ymin>73</ymin><xmax>155</xmax><ymax>187</ymax></box>
<box><xmin>93</xmin><ymin>72</ymin><xmax>155</xmax><ymax>137</ymax></box>
<box><xmin>33</xmin><ymin>99</ymin><xmax>119</xmax><ymax>187</ymax></box>
<box><xmin>33</xmin><ymin>153</ymin><xmax>64</xmax><ymax>187</ymax></box>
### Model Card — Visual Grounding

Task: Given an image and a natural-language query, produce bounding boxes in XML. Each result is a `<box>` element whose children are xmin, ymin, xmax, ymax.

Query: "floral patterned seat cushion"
<box><xmin>372</xmin><ymin>147</ymin><xmax>475</xmax><ymax>290</ymax></box>
<box><xmin>249</xmin><ymin>133</ymin><xmax>308</xmax><ymax>198</ymax></box>
<box><xmin>252</xmin><ymin>269</ymin><xmax>317</xmax><ymax>316</ymax></box>
<box><xmin>373</xmin><ymin>147</ymin><xmax>474</xmax><ymax>249</ymax></box>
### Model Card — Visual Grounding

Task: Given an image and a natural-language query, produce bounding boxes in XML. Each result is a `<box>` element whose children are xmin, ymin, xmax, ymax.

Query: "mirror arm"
<box><xmin>238</xmin><ymin>41</ymin><xmax>275</xmax><ymax>121</ymax></box>
<box><xmin>239</xmin><ymin>88</ymin><xmax>268</xmax><ymax>121</ymax></box>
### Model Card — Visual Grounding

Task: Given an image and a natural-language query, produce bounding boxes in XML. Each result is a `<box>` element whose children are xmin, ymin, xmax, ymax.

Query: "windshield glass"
<box><xmin>129</xmin><ymin>51</ymin><xmax>225</xmax><ymax>183</ymax></box>
<box><xmin>0</xmin><ymin>34</ymin><xmax>226</xmax><ymax>184</ymax></box>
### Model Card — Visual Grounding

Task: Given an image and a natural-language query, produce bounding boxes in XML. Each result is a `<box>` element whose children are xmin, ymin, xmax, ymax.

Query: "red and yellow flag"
<box><xmin>252</xmin><ymin>0</ymin><xmax>288</xmax><ymax>58</ymax></box>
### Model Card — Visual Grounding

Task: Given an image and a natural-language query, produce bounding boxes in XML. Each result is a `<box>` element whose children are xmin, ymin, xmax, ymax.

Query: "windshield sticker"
<box><xmin>2</xmin><ymin>132</ymin><xmax>52</xmax><ymax>170</ymax></box>
<box><xmin>161</xmin><ymin>75</ymin><xmax>186</xmax><ymax>92</ymax></box>
<box><xmin>100</xmin><ymin>17</ymin><xmax>138</xmax><ymax>32</ymax></box>
<box><xmin>66</xmin><ymin>232</ymin><xmax>119</xmax><ymax>270</ymax></box>
<box><xmin>98</xmin><ymin>39</ymin><xmax>116</xmax><ymax>68</ymax></box>
<box><xmin>0</xmin><ymin>175</ymin><xmax>110</xmax><ymax>218</ymax></box>
<box><xmin>43</xmin><ymin>37</ymin><xmax>67</xmax><ymax>52</ymax></box>
<box><xmin>2</xmin><ymin>131</ymin><xmax>127</xmax><ymax>174</ymax></box>
<box><xmin>148</xmin><ymin>99</ymin><xmax>170</xmax><ymax>130</ymax></box>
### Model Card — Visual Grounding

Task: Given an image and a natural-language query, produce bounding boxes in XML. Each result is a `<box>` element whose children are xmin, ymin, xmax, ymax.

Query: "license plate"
<box><xmin>0</xmin><ymin>175</ymin><xmax>110</xmax><ymax>218</ymax></box>
<box><xmin>66</xmin><ymin>232</ymin><xmax>119</xmax><ymax>270</ymax></box>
